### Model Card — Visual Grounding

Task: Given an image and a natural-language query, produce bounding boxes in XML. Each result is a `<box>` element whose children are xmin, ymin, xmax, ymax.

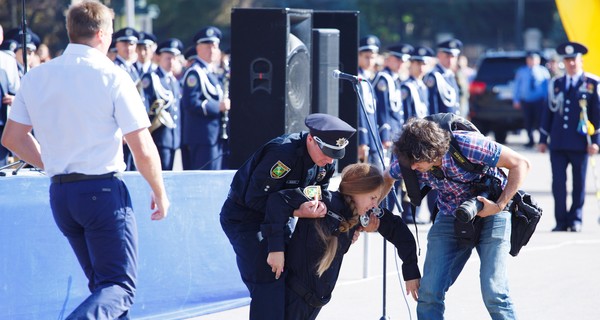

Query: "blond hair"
<box><xmin>66</xmin><ymin>0</ymin><xmax>114</xmax><ymax>44</ymax></box>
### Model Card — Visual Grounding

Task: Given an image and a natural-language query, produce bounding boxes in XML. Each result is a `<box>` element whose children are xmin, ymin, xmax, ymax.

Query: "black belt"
<box><xmin>51</xmin><ymin>172</ymin><xmax>120</xmax><ymax>184</ymax></box>
<box><xmin>287</xmin><ymin>273</ymin><xmax>331</xmax><ymax>308</ymax></box>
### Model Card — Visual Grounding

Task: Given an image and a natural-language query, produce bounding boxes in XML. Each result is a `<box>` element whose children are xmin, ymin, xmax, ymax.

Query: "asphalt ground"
<box><xmin>193</xmin><ymin>131</ymin><xmax>600</xmax><ymax>320</ymax></box>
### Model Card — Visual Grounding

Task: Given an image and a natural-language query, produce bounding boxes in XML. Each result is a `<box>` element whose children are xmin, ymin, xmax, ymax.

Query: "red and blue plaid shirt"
<box><xmin>389</xmin><ymin>131</ymin><xmax>506</xmax><ymax>216</ymax></box>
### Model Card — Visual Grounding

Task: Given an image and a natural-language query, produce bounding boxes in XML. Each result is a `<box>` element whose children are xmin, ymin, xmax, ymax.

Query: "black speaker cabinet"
<box><xmin>229</xmin><ymin>8</ymin><xmax>313</xmax><ymax>168</ymax></box>
<box><xmin>313</xmin><ymin>11</ymin><xmax>359</xmax><ymax>169</ymax></box>
<box><xmin>312</xmin><ymin>28</ymin><xmax>340</xmax><ymax>116</ymax></box>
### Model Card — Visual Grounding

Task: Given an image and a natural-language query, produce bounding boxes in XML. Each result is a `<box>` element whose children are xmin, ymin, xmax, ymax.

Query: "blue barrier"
<box><xmin>0</xmin><ymin>170</ymin><xmax>249</xmax><ymax>319</ymax></box>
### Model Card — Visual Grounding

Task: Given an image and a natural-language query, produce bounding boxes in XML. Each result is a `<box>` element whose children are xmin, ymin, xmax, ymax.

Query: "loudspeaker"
<box><xmin>312</xmin><ymin>28</ymin><xmax>340</xmax><ymax>116</ymax></box>
<box><xmin>229</xmin><ymin>8</ymin><xmax>313</xmax><ymax>168</ymax></box>
<box><xmin>313</xmin><ymin>11</ymin><xmax>359</xmax><ymax>169</ymax></box>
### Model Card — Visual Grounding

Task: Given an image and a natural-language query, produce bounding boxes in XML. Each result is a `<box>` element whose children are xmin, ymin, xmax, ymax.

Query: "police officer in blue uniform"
<box><xmin>6</xmin><ymin>28</ymin><xmax>40</xmax><ymax>78</ymax></box>
<box><xmin>181</xmin><ymin>26</ymin><xmax>230</xmax><ymax>170</ymax></box>
<box><xmin>141</xmin><ymin>38</ymin><xmax>183</xmax><ymax>170</ymax></box>
<box><xmin>539</xmin><ymin>42</ymin><xmax>600</xmax><ymax>232</ymax></box>
<box><xmin>220</xmin><ymin>113</ymin><xmax>355</xmax><ymax>320</ymax></box>
<box><xmin>424</xmin><ymin>38</ymin><xmax>462</xmax><ymax>115</ymax></box>
<box><xmin>357</xmin><ymin>35</ymin><xmax>381</xmax><ymax>167</ymax></box>
<box><xmin>401</xmin><ymin>46</ymin><xmax>434</xmax><ymax>121</ymax></box>
<box><xmin>373</xmin><ymin>43</ymin><xmax>413</xmax><ymax>152</ymax></box>
<box><xmin>135</xmin><ymin>32</ymin><xmax>158</xmax><ymax>76</ymax></box>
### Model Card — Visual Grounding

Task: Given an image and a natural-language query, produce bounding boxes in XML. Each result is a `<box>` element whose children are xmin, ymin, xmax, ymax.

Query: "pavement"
<box><xmin>192</xmin><ymin>131</ymin><xmax>600</xmax><ymax>320</ymax></box>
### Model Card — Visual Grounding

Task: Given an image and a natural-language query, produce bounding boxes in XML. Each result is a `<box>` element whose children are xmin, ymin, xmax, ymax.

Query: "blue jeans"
<box><xmin>417</xmin><ymin>212</ymin><xmax>516</xmax><ymax>320</ymax></box>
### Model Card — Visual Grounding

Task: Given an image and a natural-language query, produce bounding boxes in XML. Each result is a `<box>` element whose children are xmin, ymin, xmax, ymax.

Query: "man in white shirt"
<box><xmin>1</xmin><ymin>1</ymin><xmax>169</xmax><ymax>318</ymax></box>
<box><xmin>0</xmin><ymin>24</ymin><xmax>20</xmax><ymax>166</ymax></box>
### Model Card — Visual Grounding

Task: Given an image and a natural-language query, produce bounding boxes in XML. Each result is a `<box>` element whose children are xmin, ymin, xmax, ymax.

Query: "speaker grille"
<box><xmin>286</xmin><ymin>34</ymin><xmax>310</xmax><ymax>133</ymax></box>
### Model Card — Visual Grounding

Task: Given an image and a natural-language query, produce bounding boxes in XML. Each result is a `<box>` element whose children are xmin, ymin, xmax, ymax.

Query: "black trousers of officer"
<box><xmin>550</xmin><ymin>150</ymin><xmax>588</xmax><ymax>229</ymax></box>
<box><xmin>521</xmin><ymin>99</ymin><xmax>545</xmax><ymax>145</ymax></box>
<box><xmin>220</xmin><ymin>199</ymin><xmax>285</xmax><ymax>320</ymax></box>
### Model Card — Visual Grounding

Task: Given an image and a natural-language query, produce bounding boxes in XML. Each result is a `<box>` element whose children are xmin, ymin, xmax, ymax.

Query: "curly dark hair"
<box><xmin>393</xmin><ymin>118</ymin><xmax>451</xmax><ymax>166</ymax></box>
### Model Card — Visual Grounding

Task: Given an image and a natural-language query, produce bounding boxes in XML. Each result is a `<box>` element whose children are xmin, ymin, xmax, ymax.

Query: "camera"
<box><xmin>455</xmin><ymin>190</ymin><xmax>489</xmax><ymax>223</ymax></box>
<box><xmin>454</xmin><ymin>176</ymin><xmax>502</xmax><ymax>223</ymax></box>
<box><xmin>360</xmin><ymin>207</ymin><xmax>384</xmax><ymax>227</ymax></box>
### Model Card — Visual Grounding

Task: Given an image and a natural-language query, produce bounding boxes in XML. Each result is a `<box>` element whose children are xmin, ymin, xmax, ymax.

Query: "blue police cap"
<box><xmin>436</xmin><ymin>38</ymin><xmax>463</xmax><ymax>56</ymax></box>
<box><xmin>114</xmin><ymin>27</ymin><xmax>139</xmax><ymax>44</ymax></box>
<box><xmin>6</xmin><ymin>27</ymin><xmax>40</xmax><ymax>51</ymax></box>
<box><xmin>183</xmin><ymin>46</ymin><xmax>197</xmax><ymax>61</ymax></box>
<box><xmin>137</xmin><ymin>32</ymin><xmax>157</xmax><ymax>46</ymax></box>
<box><xmin>109</xmin><ymin>39</ymin><xmax>117</xmax><ymax>53</ymax></box>
<box><xmin>157</xmin><ymin>38</ymin><xmax>184</xmax><ymax>55</ymax></box>
<box><xmin>194</xmin><ymin>26</ymin><xmax>222</xmax><ymax>44</ymax></box>
<box><xmin>359</xmin><ymin>35</ymin><xmax>381</xmax><ymax>53</ymax></box>
<box><xmin>387</xmin><ymin>43</ymin><xmax>414</xmax><ymax>61</ymax></box>
<box><xmin>409</xmin><ymin>46</ymin><xmax>435</xmax><ymax>62</ymax></box>
<box><xmin>305</xmin><ymin>113</ymin><xmax>356</xmax><ymax>159</ymax></box>
<box><xmin>556</xmin><ymin>42</ymin><xmax>588</xmax><ymax>58</ymax></box>
<box><xmin>0</xmin><ymin>39</ymin><xmax>19</xmax><ymax>55</ymax></box>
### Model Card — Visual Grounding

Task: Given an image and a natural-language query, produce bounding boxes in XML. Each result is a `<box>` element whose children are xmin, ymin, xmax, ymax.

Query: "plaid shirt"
<box><xmin>389</xmin><ymin>131</ymin><xmax>506</xmax><ymax>216</ymax></box>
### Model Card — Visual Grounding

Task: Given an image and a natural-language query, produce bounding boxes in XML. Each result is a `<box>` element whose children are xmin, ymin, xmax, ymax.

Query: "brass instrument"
<box><xmin>149</xmin><ymin>98</ymin><xmax>176</xmax><ymax>133</ymax></box>
<box><xmin>220</xmin><ymin>61</ymin><xmax>230</xmax><ymax>140</ymax></box>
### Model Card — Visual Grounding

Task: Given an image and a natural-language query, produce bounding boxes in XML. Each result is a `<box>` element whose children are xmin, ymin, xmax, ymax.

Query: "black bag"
<box><xmin>509</xmin><ymin>190</ymin><xmax>543</xmax><ymax>257</ymax></box>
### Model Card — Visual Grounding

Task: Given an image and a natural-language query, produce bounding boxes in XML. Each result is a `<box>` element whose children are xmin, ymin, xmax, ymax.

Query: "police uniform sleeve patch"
<box><xmin>270</xmin><ymin>160</ymin><xmax>291</xmax><ymax>179</ymax></box>
<box><xmin>186</xmin><ymin>73</ymin><xmax>198</xmax><ymax>87</ymax></box>
<box><xmin>401</xmin><ymin>87</ymin><xmax>409</xmax><ymax>100</ymax></box>
<box><xmin>377</xmin><ymin>79</ymin><xmax>388</xmax><ymax>91</ymax></box>
<box><xmin>303</xmin><ymin>185</ymin><xmax>322</xmax><ymax>200</ymax></box>
<box><xmin>425</xmin><ymin>75</ymin><xmax>436</xmax><ymax>88</ymax></box>
<box><xmin>141</xmin><ymin>76</ymin><xmax>151</xmax><ymax>89</ymax></box>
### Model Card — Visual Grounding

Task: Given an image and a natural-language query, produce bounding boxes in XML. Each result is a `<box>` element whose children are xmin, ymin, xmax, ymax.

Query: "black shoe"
<box><xmin>525</xmin><ymin>142</ymin><xmax>535</xmax><ymax>148</ymax></box>
<box><xmin>552</xmin><ymin>226</ymin><xmax>568</xmax><ymax>232</ymax></box>
<box><xmin>569</xmin><ymin>224</ymin><xmax>582</xmax><ymax>232</ymax></box>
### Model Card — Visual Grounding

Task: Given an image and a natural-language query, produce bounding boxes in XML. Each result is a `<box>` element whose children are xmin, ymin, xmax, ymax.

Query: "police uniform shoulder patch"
<box><xmin>303</xmin><ymin>185</ymin><xmax>322</xmax><ymax>200</ymax></box>
<box><xmin>141</xmin><ymin>76</ymin><xmax>151</xmax><ymax>89</ymax></box>
<box><xmin>270</xmin><ymin>160</ymin><xmax>291</xmax><ymax>179</ymax></box>
<box><xmin>425</xmin><ymin>74</ymin><xmax>436</xmax><ymax>88</ymax></box>
<box><xmin>401</xmin><ymin>86</ymin><xmax>410</xmax><ymax>100</ymax></box>
<box><xmin>186</xmin><ymin>72</ymin><xmax>199</xmax><ymax>87</ymax></box>
<box><xmin>377</xmin><ymin>78</ymin><xmax>388</xmax><ymax>91</ymax></box>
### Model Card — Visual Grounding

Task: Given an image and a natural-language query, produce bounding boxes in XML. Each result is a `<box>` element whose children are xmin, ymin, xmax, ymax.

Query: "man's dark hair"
<box><xmin>393</xmin><ymin>117</ymin><xmax>451</xmax><ymax>166</ymax></box>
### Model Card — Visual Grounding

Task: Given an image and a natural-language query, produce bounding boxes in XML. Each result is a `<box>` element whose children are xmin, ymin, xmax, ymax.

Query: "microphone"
<box><xmin>332</xmin><ymin>70</ymin><xmax>365</xmax><ymax>84</ymax></box>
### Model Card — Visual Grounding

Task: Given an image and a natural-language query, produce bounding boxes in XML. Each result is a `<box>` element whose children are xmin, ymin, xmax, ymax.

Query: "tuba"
<box><xmin>148</xmin><ymin>73</ymin><xmax>176</xmax><ymax>133</ymax></box>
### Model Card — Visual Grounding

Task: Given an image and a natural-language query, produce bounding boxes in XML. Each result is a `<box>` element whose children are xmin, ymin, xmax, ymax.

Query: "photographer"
<box><xmin>382</xmin><ymin>117</ymin><xmax>530</xmax><ymax>319</ymax></box>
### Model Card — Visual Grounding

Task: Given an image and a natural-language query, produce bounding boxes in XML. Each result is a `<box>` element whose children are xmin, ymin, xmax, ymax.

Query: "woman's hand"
<box><xmin>294</xmin><ymin>200</ymin><xmax>327</xmax><ymax>218</ymax></box>
<box><xmin>267</xmin><ymin>251</ymin><xmax>285</xmax><ymax>280</ymax></box>
<box><xmin>405</xmin><ymin>278</ymin><xmax>420</xmax><ymax>301</ymax></box>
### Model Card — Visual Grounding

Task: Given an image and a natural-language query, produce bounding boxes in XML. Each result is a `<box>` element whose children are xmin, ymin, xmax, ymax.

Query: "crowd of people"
<box><xmin>1</xmin><ymin>1</ymin><xmax>599</xmax><ymax>319</ymax></box>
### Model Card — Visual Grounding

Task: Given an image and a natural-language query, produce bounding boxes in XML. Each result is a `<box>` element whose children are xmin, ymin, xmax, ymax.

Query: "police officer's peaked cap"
<box><xmin>387</xmin><ymin>43</ymin><xmax>414</xmax><ymax>61</ymax></box>
<box><xmin>194</xmin><ymin>26</ymin><xmax>222</xmax><ymax>44</ymax></box>
<box><xmin>409</xmin><ymin>46</ymin><xmax>435</xmax><ymax>62</ymax></box>
<box><xmin>437</xmin><ymin>38</ymin><xmax>463</xmax><ymax>56</ymax></box>
<box><xmin>359</xmin><ymin>35</ymin><xmax>381</xmax><ymax>53</ymax></box>
<box><xmin>109</xmin><ymin>39</ymin><xmax>117</xmax><ymax>53</ymax></box>
<box><xmin>114</xmin><ymin>27</ymin><xmax>139</xmax><ymax>44</ymax></box>
<box><xmin>137</xmin><ymin>32</ymin><xmax>157</xmax><ymax>46</ymax></box>
<box><xmin>183</xmin><ymin>46</ymin><xmax>197</xmax><ymax>61</ymax></box>
<box><xmin>556</xmin><ymin>42</ymin><xmax>588</xmax><ymax>58</ymax></box>
<box><xmin>157</xmin><ymin>38</ymin><xmax>184</xmax><ymax>56</ymax></box>
<box><xmin>0</xmin><ymin>39</ymin><xmax>19</xmax><ymax>54</ymax></box>
<box><xmin>7</xmin><ymin>27</ymin><xmax>40</xmax><ymax>51</ymax></box>
<box><xmin>305</xmin><ymin>113</ymin><xmax>356</xmax><ymax>159</ymax></box>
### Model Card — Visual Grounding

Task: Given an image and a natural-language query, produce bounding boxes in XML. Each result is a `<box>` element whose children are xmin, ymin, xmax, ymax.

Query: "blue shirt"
<box><xmin>513</xmin><ymin>64</ymin><xmax>550</xmax><ymax>103</ymax></box>
<box><xmin>389</xmin><ymin>131</ymin><xmax>506</xmax><ymax>216</ymax></box>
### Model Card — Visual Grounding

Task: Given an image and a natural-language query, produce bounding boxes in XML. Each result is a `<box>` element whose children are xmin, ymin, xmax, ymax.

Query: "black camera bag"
<box><xmin>508</xmin><ymin>190</ymin><xmax>543</xmax><ymax>256</ymax></box>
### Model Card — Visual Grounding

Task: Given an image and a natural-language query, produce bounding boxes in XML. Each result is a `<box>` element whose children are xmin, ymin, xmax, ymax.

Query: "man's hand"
<box><xmin>587</xmin><ymin>143</ymin><xmax>599</xmax><ymax>155</ymax></box>
<box><xmin>294</xmin><ymin>200</ymin><xmax>326</xmax><ymax>218</ymax></box>
<box><xmin>352</xmin><ymin>229</ymin><xmax>360</xmax><ymax>244</ymax></box>
<box><xmin>150</xmin><ymin>192</ymin><xmax>169</xmax><ymax>220</ymax></box>
<box><xmin>537</xmin><ymin>143</ymin><xmax>547</xmax><ymax>153</ymax></box>
<box><xmin>2</xmin><ymin>94</ymin><xmax>14</xmax><ymax>105</ymax></box>
<box><xmin>267</xmin><ymin>251</ymin><xmax>285</xmax><ymax>280</ymax></box>
<box><xmin>476</xmin><ymin>196</ymin><xmax>503</xmax><ymax>218</ymax></box>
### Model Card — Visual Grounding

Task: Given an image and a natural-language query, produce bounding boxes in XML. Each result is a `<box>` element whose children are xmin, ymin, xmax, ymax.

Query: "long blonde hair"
<box><xmin>314</xmin><ymin>163</ymin><xmax>383</xmax><ymax>276</ymax></box>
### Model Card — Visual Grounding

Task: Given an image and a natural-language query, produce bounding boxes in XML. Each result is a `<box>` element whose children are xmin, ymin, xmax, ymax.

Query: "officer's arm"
<box><xmin>182</xmin><ymin>71</ymin><xmax>220</xmax><ymax>117</ymax></box>
<box><xmin>244</xmin><ymin>150</ymin><xmax>292</xmax><ymax>212</ymax></box>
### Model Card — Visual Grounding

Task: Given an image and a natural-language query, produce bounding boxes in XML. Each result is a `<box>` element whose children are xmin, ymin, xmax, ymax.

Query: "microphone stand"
<box><xmin>350</xmin><ymin>78</ymin><xmax>407</xmax><ymax>320</ymax></box>
<box><xmin>21</xmin><ymin>0</ymin><xmax>28</xmax><ymax>75</ymax></box>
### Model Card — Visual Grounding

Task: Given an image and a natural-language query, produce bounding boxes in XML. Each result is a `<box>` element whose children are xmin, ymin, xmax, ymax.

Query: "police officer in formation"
<box><xmin>539</xmin><ymin>42</ymin><xmax>600</xmax><ymax>232</ymax></box>
<box><xmin>373</xmin><ymin>43</ymin><xmax>413</xmax><ymax>153</ymax></box>
<box><xmin>113</xmin><ymin>27</ymin><xmax>141</xmax><ymax>84</ymax></box>
<box><xmin>357</xmin><ymin>35</ymin><xmax>381</xmax><ymax>167</ymax></box>
<box><xmin>424</xmin><ymin>38</ymin><xmax>462</xmax><ymax>115</ymax></box>
<box><xmin>5</xmin><ymin>28</ymin><xmax>40</xmax><ymax>78</ymax></box>
<box><xmin>0</xmin><ymin>24</ymin><xmax>20</xmax><ymax>166</ymax></box>
<box><xmin>135</xmin><ymin>31</ymin><xmax>158</xmax><ymax>75</ymax></box>
<box><xmin>219</xmin><ymin>113</ymin><xmax>355</xmax><ymax>320</ymax></box>
<box><xmin>141</xmin><ymin>39</ymin><xmax>184</xmax><ymax>170</ymax></box>
<box><xmin>181</xmin><ymin>26</ymin><xmax>230</xmax><ymax>170</ymax></box>
<box><xmin>401</xmin><ymin>46</ymin><xmax>433</xmax><ymax>121</ymax></box>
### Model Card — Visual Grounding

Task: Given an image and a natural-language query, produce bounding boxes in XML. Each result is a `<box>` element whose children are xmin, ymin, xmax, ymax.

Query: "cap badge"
<box><xmin>207</xmin><ymin>28</ymin><xmax>215</xmax><ymax>37</ymax></box>
<box><xmin>419</xmin><ymin>48</ymin><xmax>426</xmax><ymax>56</ymax></box>
<box><xmin>270</xmin><ymin>160</ymin><xmax>291</xmax><ymax>179</ymax></box>
<box><xmin>367</xmin><ymin>37</ymin><xmax>376</xmax><ymax>45</ymax></box>
<box><xmin>171</xmin><ymin>40</ymin><xmax>178</xmax><ymax>48</ymax></box>
<box><xmin>566</xmin><ymin>45</ymin><xmax>574</xmax><ymax>54</ymax></box>
<box><xmin>336</xmin><ymin>138</ymin><xmax>348</xmax><ymax>147</ymax></box>
<box><xmin>449</xmin><ymin>41</ymin><xmax>457</xmax><ymax>48</ymax></box>
<box><xmin>125</xmin><ymin>29</ymin><xmax>132</xmax><ymax>36</ymax></box>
